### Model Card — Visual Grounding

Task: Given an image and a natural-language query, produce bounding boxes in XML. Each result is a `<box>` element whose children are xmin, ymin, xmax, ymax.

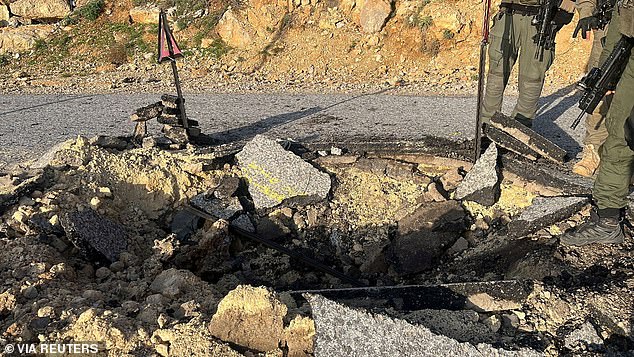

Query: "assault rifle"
<box><xmin>533</xmin><ymin>0</ymin><xmax>560</xmax><ymax>61</ymax></box>
<box><xmin>595</xmin><ymin>0</ymin><xmax>616</xmax><ymax>30</ymax></box>
<box><xmin>571</xmin><ymin>36</ymin><xmax>634</xmax><ymax>129</ymax></box>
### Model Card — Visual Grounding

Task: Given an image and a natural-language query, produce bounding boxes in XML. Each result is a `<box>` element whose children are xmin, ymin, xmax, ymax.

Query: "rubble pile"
<box><xmin>130</xmin><ymin>94</ymin><xmax>202</xmax><ymax>148</ymax></box>
<box><xmin>0</xmin><ymin>134</ymin><xmax>632</xmax><ymax>356</ymax></box>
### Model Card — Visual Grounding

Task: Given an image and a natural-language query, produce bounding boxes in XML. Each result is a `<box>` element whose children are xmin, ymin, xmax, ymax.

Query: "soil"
<box><xmin>0</xmin><ymin>134</ymin><xmax>632</xmax><ymax>356</ymax></box>
<box><xmin>0</xmin><ymin>0</ymin><xmax>594</xmax><ymax>96</ymax></box>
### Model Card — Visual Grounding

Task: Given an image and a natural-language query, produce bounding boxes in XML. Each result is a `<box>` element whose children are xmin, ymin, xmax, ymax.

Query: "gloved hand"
<box><xmin>553</xmin><ymin>10</ymin><xmax>574</xmax><ymax>30</ymax></box>
<box><xmin>573</xmin><ymin>16</ymin><xmax>600</xmax><ymax>39</ymax></box>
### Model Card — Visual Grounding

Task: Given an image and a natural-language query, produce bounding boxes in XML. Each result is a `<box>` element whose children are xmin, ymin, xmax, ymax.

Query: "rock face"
<box><xmin>0</xmin><ymin>25</ymin><xmax>51</xmax><ymax>54</ymax></box>
<box><xmin>208</xmin><ymin>285</ymin><xmax>288</xmax><ymax>352</ymax></box>
<box><xmin>307</xmin><ymin>294</ymin><xmax>541</xmax><ymax>356</ymax></box>
<box><xmin>390</xmin><ymin>200</ymin><xmax>466</xmax><ymax>274</ymax></box>
<box><xmin>454</xmin><ymin>144</ymin><xmax>500</xmax><ymax>206</ymax></box>
<box><xmin>10</xmin><ymin>0</ymin><xmax>71</xmax><ymax>20</ymax></box>
<box><xmin>216</xmin><ymin>8</ymin><xmax>254</xmax><ymax>49</ymax></box>
<box><xmin>236</xmin><ymin>135</ymin><xmax>331</xmax><ymax>209</ymax></box>
<box><xmin>129</xmin><ymin>5</ymin><xmax>160</xmax><ymax>24</ymax></box>
<box><xmin>216</xmin><ymin>1</ymin><xmax>287</xmax><ymax>50</ymax></box>
<box><xmin>359</xmin><ymin>0</ymin><xmax>392</xmax><ymax>33</ymax></box>
<box><xmin>60</xmin><ymin>209</ymin><xmax>128</xmax><ymax>262</ymax></box>
<box><xmin>508</xmin><ymin>196</ymin><xmax>588</xmax><ymax>238</ymax></box>
<box><xmin>0</xmin><ymin>5</ymin><xmax>9</xmax><ymax>22</ymax></box>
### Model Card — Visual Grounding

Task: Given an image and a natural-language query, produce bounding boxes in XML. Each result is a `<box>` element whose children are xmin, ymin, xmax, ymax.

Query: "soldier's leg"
<box><xmin>480</xmin><ymin>12</ymin><xmax>518</xmax><ymax>123</ymax></box>
<box><xmin>561</xmin><ymin>53</ymin><xmax>633</xmax><ymax>246</ymax></box>
<box><xmin>587</xmin><ymin>28</ymin><xmax>607</xmax><ymax>71</ymax></box>
<box><xmin>513</xmin><ymin>14</ymin><xmax>554</xmax><ymax>122</ymax></box>
<box><xmin>573</xmin><ymin>28</ymin><xmax>610</xmax><ymax>177</ymax></box>
<box><xmin>593</xmin><ymin>54</ymin><xmax>634</xmax><ymax>211</ymax></box>
<box><xmin>574</xmin><ymin>97</ymin><xmax>611</xmax><ymax>177</ymax></box>
<box><xmin>584</xmin><ymin>94</ymin><xmax>612</xmax><ymax>146</ymax></box>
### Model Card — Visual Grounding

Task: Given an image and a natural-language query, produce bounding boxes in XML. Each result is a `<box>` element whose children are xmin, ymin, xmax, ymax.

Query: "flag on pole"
<box><xmin>157</xmin><ymin>10</ymin><xmax>183</xmax><ymax>64</ymax></box>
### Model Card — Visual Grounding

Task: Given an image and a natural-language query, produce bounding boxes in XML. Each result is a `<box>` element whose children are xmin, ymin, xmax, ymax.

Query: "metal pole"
<box><xmin>474</xmin><ymin>0</ymin><xmax>492</xmax><ymax>163</ymax></box>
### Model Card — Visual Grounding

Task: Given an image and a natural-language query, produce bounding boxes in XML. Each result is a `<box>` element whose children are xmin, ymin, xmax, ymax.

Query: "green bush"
<box><xmin>77</xmin><ymin>0</ymin><xmax>105</xmax><ymax>21</ymax></box>
<box><xmin>201</xmin><ymin>38</ymin><xmax>229</xmax><ymax>59</ymax></box>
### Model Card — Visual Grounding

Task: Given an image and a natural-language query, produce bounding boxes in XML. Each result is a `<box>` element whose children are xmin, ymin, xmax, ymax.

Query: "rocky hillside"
<box><xmin>0</xmin><ymin>0</ymin><xmax>593</xmax><ymax>94</ymax></box>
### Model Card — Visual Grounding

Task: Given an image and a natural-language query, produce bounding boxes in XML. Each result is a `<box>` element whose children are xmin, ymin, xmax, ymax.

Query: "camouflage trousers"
<box><xmin>593</xmin><ymin>10</ymin><xmax>634</xmax><ymax>209</ymax></box>
<box><xmin>480</xmin><ymin>10</ymin><xmax>554</xmax><ymax>123</ymax></box>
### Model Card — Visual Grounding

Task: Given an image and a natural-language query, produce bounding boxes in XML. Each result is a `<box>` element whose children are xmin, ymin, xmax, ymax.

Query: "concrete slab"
<box><xmin>307</xmin><ymin>294</ymin><xmax>542</xmax><ymax>357</ymax></box>
<box><xmin>508</xmin><ymin>196</ymin><xmax>589</xmax><ymax>238</ymax></box>
<box><xmin>236</xmin><ymin>135</ymin><xmax>331</xmax><ymax>209</ymax></box>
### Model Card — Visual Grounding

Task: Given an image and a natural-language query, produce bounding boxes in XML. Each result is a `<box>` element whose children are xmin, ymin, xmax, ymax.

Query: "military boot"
<box><xmin>560</xmin><ymin>216</ymin><xmax>624</xmax><ymax>246</ymax></box>
<box><xmin>572</xmin><ymin>144</ymin><xmax>600</xmax><ymax>177</ymax></box>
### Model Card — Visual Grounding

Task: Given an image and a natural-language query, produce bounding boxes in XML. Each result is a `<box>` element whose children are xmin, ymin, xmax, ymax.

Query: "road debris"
<box><xmin>0</xmin><ymin>133</ymin><xmax>631</xmax><ymax>356</ymax></box>
<box><xmin>454</xmin><ymin>143</ymin><xmax>500</xmax><ymax>206</ymax></box>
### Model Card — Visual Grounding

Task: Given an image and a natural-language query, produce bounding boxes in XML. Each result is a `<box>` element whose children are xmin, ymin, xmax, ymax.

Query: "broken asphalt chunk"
<box><xmin>500</xmin><ymin>156</ymin><xmax>592</xmax><ymax>195</ymax></box>
<box><xmin>508</xmin><ymin>196</ymin><xmax>589</xmax><ymax>238</ymax></box>
<box><xmin>454</xmin><ymin>144</ymin><xmax>500</xmax><ymax>206</ymax></box>
<box><xmin>490</xmin><ymin>112</ymin><xmax>567</xmax><ymax>163</ymax></box>
<box><xmin>485</xmin><ymin>126</ymin><xmax>539</xmax><ymax>161</ymax></box>
<box><xmin>190</xmin><ymin>193</ymin><xmax>242</xmax><ymax>220</ymax></box>
<box><xmin>161</xmin><ymin>94</ymin><xmax>182</xmax><ymax>108</ymax></box>
<box><xmin>171</xmin><ymin>210</ymin><xmax>201</xmax><ymax>241</ymax></box>
<box><xmin>391</xmin><ymin>200</ymin><xmax>466</xmax><ymax>274</ymax></box>
<box><xmin>163</xmin><ymin>125</ymin><xmax>189</xmax><ymax>144</ymax></box>
<box><xmin>60</xmin><ymin>209</ymin><xmax>128</xmax><ymax>263</ymax></box>
<box><xmin>130</xmin><ymin>102</ymin><xmax>163</xmax><ymax>122</ymax></box>
<box><xmin>236</xmin><ymin>135</ymin><xmax>331</xmax><ymax>209</ymax></box>
<box><xmin>157</xmin><ymin>115</ymin><xmax>199</xmax><ymax>127</ymax></box>
<box><xmin>294</xmin><ymin>280</ymin><xmax>531</xmax><ymax>312</ymax></box>
<box><xmin>306</xmin><ymin>294</ymin><xmax>541</xmax><ymax>356</ymax></box>
<box><xmin>0</xmin><ymin>170</ymin><xmax>48</xmax><ymax>215</ymax></box>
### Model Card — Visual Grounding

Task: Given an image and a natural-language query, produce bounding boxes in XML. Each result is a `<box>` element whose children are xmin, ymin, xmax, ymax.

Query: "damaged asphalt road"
<box><xmin>0</xmin><ymin>91</ymin><xmax>584</xmax><ymax>168</ymax></box>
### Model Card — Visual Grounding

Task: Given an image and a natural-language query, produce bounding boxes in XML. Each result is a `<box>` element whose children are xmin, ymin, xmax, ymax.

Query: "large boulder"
<box><xmin>10</xmin><ymin>0</ymin><xmax>71</xmax><ymax>20</ymax></box>
<box><xmin>208</xmin><ymin>285</ymin><xmax>288</xmax><ymax>352</ymax></box>
<box><xmin>215</xmin><ymin>0</ymin><xmax>287</xmax><ymax>50</ymax></box>
<box><xmin>215</xmin><ymin>7</ymin><xmax>254</xmax><ymax>49</ymax></box>
<box><xmin>359</xmin><ymin>0</ymin><xmax>392</xmax><ymax>33</ymax></box>
<box><xmin>0</xmin><ymin>25</ymin><xmax>51</xmax><ymax>54</ymax></box>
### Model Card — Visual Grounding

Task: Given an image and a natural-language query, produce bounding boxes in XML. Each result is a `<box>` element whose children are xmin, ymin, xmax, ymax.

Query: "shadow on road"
<box><xmin>535</xmin><ymin>84</ymin><xmax>583</xmax><ymax>157</ymax></box>
<box><xmin>210</xmin><ymin>87</ymin><xmax>395</xmax><ymax>143</ymax></box>
<box><xmin>0</xmin><ymin>95</ymin><xmax>95</xmax><ymax>117</ymax></box>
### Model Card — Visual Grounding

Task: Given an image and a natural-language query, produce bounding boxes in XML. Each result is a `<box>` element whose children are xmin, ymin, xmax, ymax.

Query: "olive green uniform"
<box><xmin>481</xmin><ymin>0</ymin><xmax>574</xmax><ymax>124</ymax></box>
<box><xmin>577</xmin><ymin>0</ymin><xmax>610</xmax><ymax>146</ymax></box>
<box><xmin>593</xmin><ymin>6</ymin><xmax>634</xmax><ymax>211</ymax></box>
